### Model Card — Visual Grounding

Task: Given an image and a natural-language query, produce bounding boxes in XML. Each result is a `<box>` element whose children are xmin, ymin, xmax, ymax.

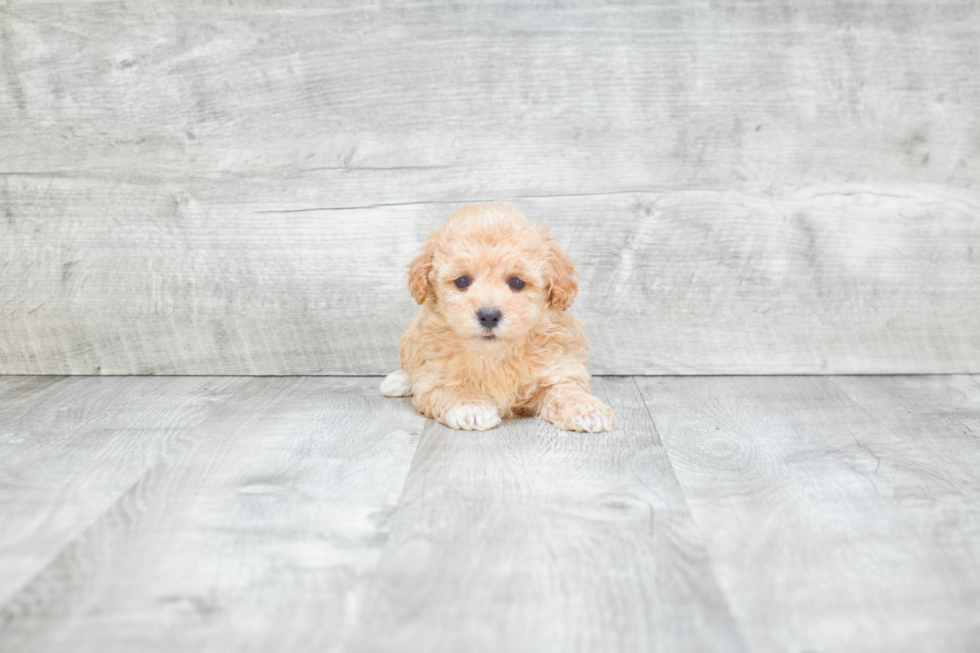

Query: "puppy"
<box><xmin>381</xmin><ymin>203</ymin><xmax>614</xmax><ymax>433</ymax></box>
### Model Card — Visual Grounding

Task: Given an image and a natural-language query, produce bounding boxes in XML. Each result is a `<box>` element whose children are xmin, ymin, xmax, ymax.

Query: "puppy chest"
<box><xmin>449</xmin><ymin>356</ymin><xmax>545</xmax><ymax>410</ymax></box>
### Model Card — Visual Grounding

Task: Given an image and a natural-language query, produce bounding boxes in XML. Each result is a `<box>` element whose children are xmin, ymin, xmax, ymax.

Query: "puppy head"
<box><xmin>406</xmin><ymin>202</ymin><xmax>578</xmax><ymax>345</ymax></box>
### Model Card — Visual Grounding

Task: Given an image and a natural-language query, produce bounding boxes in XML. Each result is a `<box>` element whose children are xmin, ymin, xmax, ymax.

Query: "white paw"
<box><xmin>443</xmin><ymin>403</ymin><xmax>501</xmax><ymax>431</ymax></box>
<box><xmin>573</xmin><ymin>403</ymin><xmax>616</xmax><ymax>433</ymax></box>
<box><xmin>380</xmin><ymin>370</ymin><xmax>413</xmax><ymax>397</ymax></box>
<box><xmin>548</xmin><ymin>398</ymin><xmax>616</xmax><ymax>433</ymax></box>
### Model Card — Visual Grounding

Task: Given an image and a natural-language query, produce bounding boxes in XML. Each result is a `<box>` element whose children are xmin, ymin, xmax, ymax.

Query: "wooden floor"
<box><xmin>0</xmin><ymin>375</ymin><xmax>978</xmax><ymax>653</ymax></box>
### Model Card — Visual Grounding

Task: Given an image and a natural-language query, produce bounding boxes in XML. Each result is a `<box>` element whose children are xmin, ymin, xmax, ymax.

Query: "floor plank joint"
<box><xmin>1</xmin><ymin>375</ymin><xmax>977</xmax><ymax>652</ymax></box>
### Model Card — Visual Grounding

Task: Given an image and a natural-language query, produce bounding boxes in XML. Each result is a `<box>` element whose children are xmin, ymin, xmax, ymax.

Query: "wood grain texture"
<box><xmin>349</xmin><ymin>377</ymin><xmax>745</xmax><ymax>653</ymax></box>
<box><xmin>1</xmin><ymin>185</ymin><xmax>977</xmax><ymax>375</ymax></box>
<box><xmin>0</xmin><ymin>375</ymin><xmax>247</xmax><ymax>606</ymax></box>
<box><xmin>2</xmin><ymin>2</ymin><xmax>977</xmax><ymax>190</ymax></box>
<box><xmin>1</xmin><ymin>1</ymin><xmax>979</xmax><ymax>375</ymax></box>
<box><xmin>1</xmin><ymin>375</ymin><xmax>979</xmax><ymax>651</ymax></box>
<box><xmin>0</xmin><ymin>377</ymin><xmax>425</xmax><ymax>653</ymax></box>
<box><xmin>635</xmin><ymin>376</ymin><xmax>980</xmax><ymax>653</ymax></box>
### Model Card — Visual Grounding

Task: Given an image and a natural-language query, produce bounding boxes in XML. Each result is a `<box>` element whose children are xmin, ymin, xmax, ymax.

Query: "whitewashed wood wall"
<box><xmin>2</xmin><ymin>1</ymin><xmax>978</xmax><ymax>375</ymax></box>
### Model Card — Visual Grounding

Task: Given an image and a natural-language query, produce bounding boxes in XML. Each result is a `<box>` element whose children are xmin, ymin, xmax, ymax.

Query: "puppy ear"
<box><xmin>547</xmin><ymin>240</ymin><xmax>579</xmax><ymax>311</ymax></box>
<box><xmin>406</xmin><ymin>242</ymin><xmax>434</xmax><ymax>305</ymax></box>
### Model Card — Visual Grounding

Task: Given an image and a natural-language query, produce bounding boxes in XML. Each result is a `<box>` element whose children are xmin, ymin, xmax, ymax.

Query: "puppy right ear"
<box><xmin>547</xmin><ymin>239</ymin><xmax>579</xmax><ymax>311</ymax></box>
<box><xmin>406</xmin><ymin>243</ymin><xmax>434</xmax><ymax>305</ymax></box>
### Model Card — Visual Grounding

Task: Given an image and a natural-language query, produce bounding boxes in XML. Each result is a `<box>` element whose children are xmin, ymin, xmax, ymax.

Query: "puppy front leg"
<box><xmin>537</xmin><ymin>382</ymin><xmax>615</xmax><ymax>433</ymax></box>
<box><xmin>413</xmin><ymin>385</ymin><xmax>501</xmax><ymax>431</ymax></box>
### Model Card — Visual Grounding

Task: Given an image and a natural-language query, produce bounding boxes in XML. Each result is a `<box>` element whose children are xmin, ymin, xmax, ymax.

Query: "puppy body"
<box><xmin>383</xmin><ymin>203</ymin><xmax>614</xmax><ymax>432</ymax></box>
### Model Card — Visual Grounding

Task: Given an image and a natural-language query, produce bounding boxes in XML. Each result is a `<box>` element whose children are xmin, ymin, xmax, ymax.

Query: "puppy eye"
<box><xmin>508</xmin><ymin>277</ymin><xmax>525</xmax><ymax>291</ymax></box>
<box><xmin>454</xmin><ymin>276</ymin><xmax>471</xmax><ymax>289</ymax></box>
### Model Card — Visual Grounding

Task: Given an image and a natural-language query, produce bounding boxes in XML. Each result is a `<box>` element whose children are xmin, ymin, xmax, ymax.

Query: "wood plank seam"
<box><xmin>0</xmin><ymin>377</ymin><xmax>428</xmax><ymax>652</ymax></box>
<box><xmin>0</xmin><ymin>381</ymin><xmax>250</xmax><ymax>609</ymax></box>
<box><xmin>628</xmin><ymin>376</ymin><xmax>754</xmax><ymax>652</ymax></box>
<box><xmin>333</xmin><ymin>400</ymin><xmax>431</xmax><ymax>653</ymax></box>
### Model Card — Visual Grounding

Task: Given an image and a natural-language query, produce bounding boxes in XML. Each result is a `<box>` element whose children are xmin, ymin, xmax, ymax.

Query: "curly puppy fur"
<box><xmin>381</xmin><ymin>202</ymin><xmax>615</xmax><ymax>432</ymax></box>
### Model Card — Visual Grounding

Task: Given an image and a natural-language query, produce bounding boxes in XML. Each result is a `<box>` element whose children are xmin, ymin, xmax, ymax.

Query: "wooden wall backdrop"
<box><xmin>1</xmin><ymin>1</ymin><xmax>978</xmax><ymax>375</ymax></box>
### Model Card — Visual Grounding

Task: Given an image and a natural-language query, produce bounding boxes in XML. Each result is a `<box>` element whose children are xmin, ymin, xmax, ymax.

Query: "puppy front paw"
<box><xmin>442</xmin><ymin>403</ymin><xmax>501</xmax><ymax>431</ymax></box>
<box><xmin>380</xmin><ymin>370</ymin><xmax>413</xmax><ymax>397</ymax></box>
<box><xmin>545</xmin><ymin>396</ymin><xmax>615</xmax><ymax>433</ymax></box>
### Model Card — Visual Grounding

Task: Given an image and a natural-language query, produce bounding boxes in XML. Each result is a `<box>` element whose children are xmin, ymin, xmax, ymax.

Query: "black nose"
<box><xmin>477</xmin><ymin>308</ymin><xmax>502</xmax><ymax>330</ymax></box>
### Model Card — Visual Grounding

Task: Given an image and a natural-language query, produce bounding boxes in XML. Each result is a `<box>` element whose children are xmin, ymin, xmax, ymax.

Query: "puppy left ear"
<box><xmin>406</xmin><ymin>242</ymin><xmax>434</xmax><ymax>305</ymax></box>
<box><xmin>547</xmin><ymin>239</ymin><xmax>579</xmax><ymax>311</ymax></box>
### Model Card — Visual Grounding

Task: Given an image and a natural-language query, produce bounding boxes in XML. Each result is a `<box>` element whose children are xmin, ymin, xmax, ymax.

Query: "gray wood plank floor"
<box><xmin>1</xmin><ymin>375</ymin><xmax>978</xmax><ymax>652</ymax></box>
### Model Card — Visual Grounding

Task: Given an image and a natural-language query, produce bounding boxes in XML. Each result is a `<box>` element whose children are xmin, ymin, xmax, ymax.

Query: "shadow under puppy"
<box><xmin>381</xmin><ymin>202</ymin><xmax>615</xmax><ymax>432</ymax></box>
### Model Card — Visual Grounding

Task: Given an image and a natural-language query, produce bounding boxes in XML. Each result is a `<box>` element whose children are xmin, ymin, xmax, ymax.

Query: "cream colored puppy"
<box><xmin>381</xmin><ymin>202</ymin><xmax>614</xmax><ymax>432</ymax></box>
